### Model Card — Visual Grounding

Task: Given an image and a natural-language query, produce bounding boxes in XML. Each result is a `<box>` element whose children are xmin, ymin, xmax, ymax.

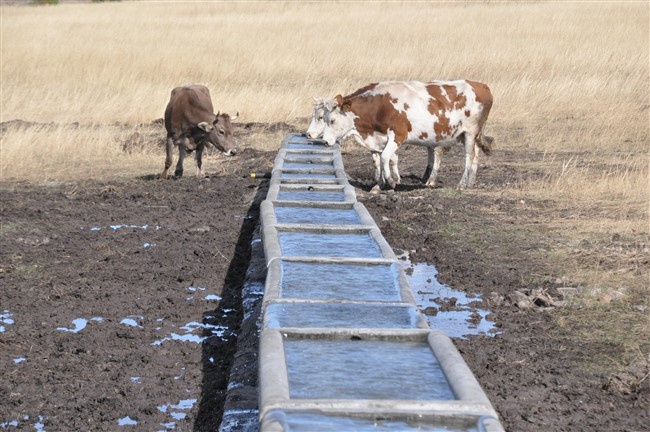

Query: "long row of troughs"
<box><xmin>254</xmin><ymin>134</ymin><xmax>503</xmax><ymax>431</ymax></box>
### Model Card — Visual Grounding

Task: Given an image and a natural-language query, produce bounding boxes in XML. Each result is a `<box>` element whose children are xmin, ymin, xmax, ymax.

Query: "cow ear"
<box><xmin>231</xmin><ymin>112</ymin><xmax>239</xmax><ymax>121</ymax></box>
<box><xmin>334</xmin><ymin>95</ymin><xmax>344</xmax><ymax>106</ymax></box>
<box><xmin>198</xmin><ymin>122</ymin><xmax>213</xmax><ymax>132</ymax></box>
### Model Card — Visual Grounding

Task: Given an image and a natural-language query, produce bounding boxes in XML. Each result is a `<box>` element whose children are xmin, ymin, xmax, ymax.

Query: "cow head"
<box><xmin>322</xmin><ymin>95</ymin><xmax>355</xmax><ymax>146</ymax></box>
<box><xmin>305</xmin><ymin>97</ymin><xmax>326</xmax><ymax>139</ymax></box>
<box><xmin>198</xmin><ymin>111</ymin><xmax>238</xmax><ymax>156</ymax></box>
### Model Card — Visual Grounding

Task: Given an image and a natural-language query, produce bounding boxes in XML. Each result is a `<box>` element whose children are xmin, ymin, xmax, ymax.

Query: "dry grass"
<box><xmin>1</xmin><ymin>2</ymin><xmax>648</xmax><ymax>315</ymax></box>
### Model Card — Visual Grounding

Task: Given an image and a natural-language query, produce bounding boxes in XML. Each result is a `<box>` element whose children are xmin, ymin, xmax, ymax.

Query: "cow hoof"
<box><xmin>370</xmin><ymin>185</ymin><xmax>382</xmax><ymax>195</ymax></box>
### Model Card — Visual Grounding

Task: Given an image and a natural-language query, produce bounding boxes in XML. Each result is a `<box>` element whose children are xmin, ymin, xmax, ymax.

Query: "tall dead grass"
<box><xmin>1</xmin><ymin>2</ymin><xmax>648</xmax><ymax>198</ymax></box>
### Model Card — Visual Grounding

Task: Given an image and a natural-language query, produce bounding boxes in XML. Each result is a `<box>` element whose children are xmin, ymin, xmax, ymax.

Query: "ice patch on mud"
<box><xmin>118</xmin><ymin>416</ymin><xmax>137</xmax><ymax>426</ymax></box>
<box><xmin>151</xmin><ymin>321</ymin><xmax>232</xmax><ymax>346</ymax></box>
<box><xmin>1</xmin><ymin>416</ymin><xmax>46</xmax><ymax>431</ymax></box>
<box><xmin>400</xmin><ymin>254</ymin><xmax>498</xmax><ymax>339</ymax></box>
<box><xmin>158</xmin><ymin>399</ymin><xmax>196</xmax><ymax>424</ymax></box>
<box><xmin>56</xmin><ymin>317</ymin><xmax>103</xmax><ymax>333</ymax></box>
<box><xmin>120</xmin><ymin>316</ymin><xmax>144</xmax><ymax>328</ymax></box>
<box><xmin>0</xmin><ymin>310</ymin><xmax>14</xmax><ymax>333</ymax></box>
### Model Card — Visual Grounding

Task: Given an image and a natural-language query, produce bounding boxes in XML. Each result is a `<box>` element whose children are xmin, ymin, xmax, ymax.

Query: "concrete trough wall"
<box><xmin>257</xmin><ymin>134</ymin><xmax>504</xmax><ymax>431</ymax></box>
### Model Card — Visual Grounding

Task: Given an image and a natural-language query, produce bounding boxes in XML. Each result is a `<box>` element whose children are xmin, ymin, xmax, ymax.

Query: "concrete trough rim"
<box><xmin>262</xmin><ymin>301</ymin><xmax>430</xmax><ymax>332</ymax></box>
<box><xmin>262</xmin><ymin>257</ymin><xmax>416</xmax><ymax>306</ymax></box>
<box><xmin>260</xmin><ymin>408</ymin><xmax>502</xmax><ymax>432</ymax></box>
<box><xmin>259</xmin><ymin>329</ymin><xmax>500</xmax><ymax>421</ymax></box>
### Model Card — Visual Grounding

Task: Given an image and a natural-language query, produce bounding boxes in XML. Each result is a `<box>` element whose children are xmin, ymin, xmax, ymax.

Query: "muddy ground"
<box><xmin>1</xmin><ymin>122</ymin><xmax>648</xmax><ymax>431</ymax></box>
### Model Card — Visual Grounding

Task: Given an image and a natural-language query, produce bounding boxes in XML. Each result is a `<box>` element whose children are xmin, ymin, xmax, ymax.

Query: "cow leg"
<box><xmin>174</xmin><ymin>138</ymin><xmax>188</xmax><ymax>178</ymax></box>
<box><xmin>467</xmin><ymin>137</ymin><xmax>481</xmax><ymax>187</ymax></box>
<box><xmin>422</xmin><ymin>147</ymin><xmax>434</xmax><ymax>182</ymax></box>
<box><xmin>380</xmin><ymin>134</ymin><xmax>399</xmax><ymax>190</ymax></box>
<box><xmin>160</xmin><ymin>136</ymin><xmax>174</xmax><ymax>179</ymax></box>
<box><xmin>371</xmin><ymin>152</ymin><xmax>382</xmax><ymax>185</ymax></box>
<box><xmin>458</xmin><ymin>135</ymin><xmax>479</xmax><ymax>189</ymax></box>
<box><xmin>195</xmin><ymin>142</ymin><xmax>206</xmax><ymax>177</ymax></box>
<box><xmin>390</xmin><ymin>153</ymin><xmax>401</xmax><ymax>185</ymax></box>
<box><xmin>424</xmin><ymin>146</ymin><xmax>446</xmax><ymax>188</ymax></box>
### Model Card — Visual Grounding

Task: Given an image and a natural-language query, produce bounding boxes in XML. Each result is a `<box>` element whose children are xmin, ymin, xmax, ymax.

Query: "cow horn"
<box><xmin>231</xmin><ymin>112</ymin><xmax>239</xmax><ymax>121</ymax></box>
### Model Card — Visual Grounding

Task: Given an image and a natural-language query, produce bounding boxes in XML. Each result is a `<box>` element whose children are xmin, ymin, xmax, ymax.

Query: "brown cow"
<box><xmin>161</xmin><ymin>84</ymin><xmax>238</xmax><ymax>179</ymax></box>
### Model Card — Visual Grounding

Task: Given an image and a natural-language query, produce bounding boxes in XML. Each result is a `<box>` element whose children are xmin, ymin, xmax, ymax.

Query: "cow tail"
<box><xmin>477</xmin><ymin>131</ymin><xmax>494</xmax><ymax>156</ymax></box>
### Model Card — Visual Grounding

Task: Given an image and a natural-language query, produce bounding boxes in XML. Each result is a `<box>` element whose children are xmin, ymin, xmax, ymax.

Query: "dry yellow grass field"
<box><xmin>1</xmin><ymin>1</ymin><xmax>649</xmax><ymax>311</ymax></box>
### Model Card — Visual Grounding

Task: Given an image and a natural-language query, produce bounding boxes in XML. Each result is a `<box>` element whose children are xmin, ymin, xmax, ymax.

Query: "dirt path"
<box><xmin>1</xmin><ymin>140</ymin><xmax>648</xmax><ymax>431</ymax></box>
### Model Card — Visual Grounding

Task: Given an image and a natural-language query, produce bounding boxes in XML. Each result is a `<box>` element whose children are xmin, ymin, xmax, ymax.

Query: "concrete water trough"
<box><xmin>244</xmin><ymin>134</ymin><xmax>503</xmax><ymax>431</ymax></box>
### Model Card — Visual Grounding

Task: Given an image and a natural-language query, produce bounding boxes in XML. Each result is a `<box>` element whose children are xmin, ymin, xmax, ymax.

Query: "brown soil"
<box><xmin>1</xmin><ymin>123</ymin><xmax>648</xmax><ymax>431</ymax></box>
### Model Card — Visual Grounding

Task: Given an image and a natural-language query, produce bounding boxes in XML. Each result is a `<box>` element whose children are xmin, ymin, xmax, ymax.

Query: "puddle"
<box><xmin>274</xmin><ymin>207</ymin><xmax>360</xmax><ymax>225</ymax></box>
<box><xmin>266</xmin><ymin>303</ymin><xmax>420</xmax><ymax>329</ymax></box>
<box><xmin>267</xmin><ymin>411</ymin><xmax>483</xmax><ymax>432</ymax></box>
<box><xmin>277</xmin><ymin>190</ymin><xmax>346</xmax><ymax>202</ymax></box>
<box><xmin>280</xmin><ymin>261</ymin><xmax>401</xmax><ymax>302</ymax></box>
<box><xmin>14</xmin><ymin>357</ymin><xmax>27</xmax><ymax>364</ymax></box>
<box><xmin>401</xmin><ymin>255</ymin><xmax>497</xmax><ymax>339</ymax></box>
<box><xmin>0</xmin><ymin>310</ymin><xmax>14</xmax><ymax>332</ymax></box>
<box><xmin>285</xmin><ymin>339</ymin><xmax>454</xmax><ymax>400</ymax></box>
<box><xmin>279</xmin><ymin>232</ymin><xmax>382</xmax><ymax>258</ymax></box>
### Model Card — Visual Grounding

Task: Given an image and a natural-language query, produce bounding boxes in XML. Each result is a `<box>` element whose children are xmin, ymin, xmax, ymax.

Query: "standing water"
<box><xmin>401</xmin><ymin>255</ymin><xmax>497</xmax><ymax>338</ymax></box>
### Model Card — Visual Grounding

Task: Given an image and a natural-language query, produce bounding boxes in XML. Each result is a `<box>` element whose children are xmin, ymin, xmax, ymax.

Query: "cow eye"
<box><xmin>318</xmin><ymin>116</ymin><xmax>323</xmax><ymax>121</ymax></box>
<box><xmin>218</xmin><ymin>130</ymin><xmax>225</xmax><ymax>136</ymax></box>
<box><xmin>330</xmin><ymin>119</ymin><xmax>336</xmax><ymax>125</ymax></box>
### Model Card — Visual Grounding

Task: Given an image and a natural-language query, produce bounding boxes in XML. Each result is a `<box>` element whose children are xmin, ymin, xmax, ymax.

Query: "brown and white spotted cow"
<box><xmin>161</xmin><ymin>84</ymin><xmax>238</xmax><ymax>179</ymax></box>
<box><xmin>321</xmin><ymin>80</ymin><xmax>494</xmax><ymax>189</ymax></box>
<box><xmin>306</xmin><ymin>97</ymin><xmax>402</xmax><ymax>186</ymax></box>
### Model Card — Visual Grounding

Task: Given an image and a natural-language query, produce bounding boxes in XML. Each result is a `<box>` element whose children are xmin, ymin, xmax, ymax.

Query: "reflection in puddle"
<box><xmin>400</xmin><ymin>255</ymin><xmax>497</xmax><ymax>339</ymax></box>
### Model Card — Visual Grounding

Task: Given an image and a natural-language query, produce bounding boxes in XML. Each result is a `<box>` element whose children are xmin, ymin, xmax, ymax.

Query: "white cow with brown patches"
<box><xmin>321</xmin><ymin>80</ymin><xmax>494</xmax><ymax>190</ymax></box>
<box><xmin>306</xmin><ymin>97</ymin><xmax>403</xmax><ymax>187</ymax></box>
